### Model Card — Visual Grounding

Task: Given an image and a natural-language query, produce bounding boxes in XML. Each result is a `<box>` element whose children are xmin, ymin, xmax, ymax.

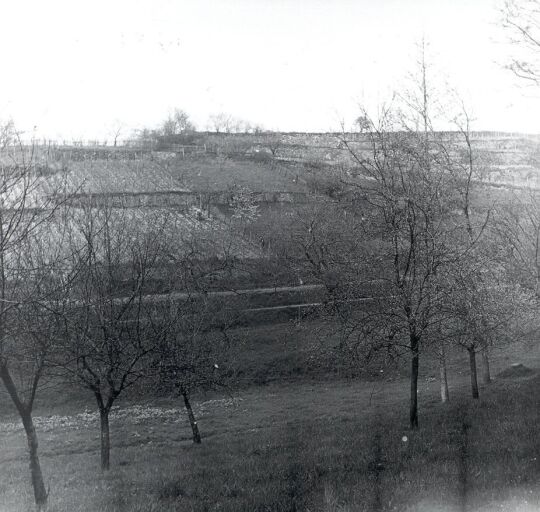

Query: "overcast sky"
<box><xmin>2</xmin><ymin>0</ymin><xmax>539</xmax><ymax>139</ymax></box>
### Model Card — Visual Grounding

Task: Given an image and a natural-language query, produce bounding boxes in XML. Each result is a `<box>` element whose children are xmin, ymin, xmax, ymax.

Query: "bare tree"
<box><xmin>2</xmin><ymin>256</ymin><xmax>72</xmax><ymax>507</ymax></box>
<box><xmin>493</xmin><ymin>185</ymin><xmax>540</xmax><ymax>357</ymax></box>
<box><xmin>398</xmin><ymin>42</ymin><xmax>496</xmax><ymax>402</ymax></box>
<box><xmin>0</xmin><ymin>123</ymin><xmax>73</xmax><ymax>509</ymax></box>
<box><xmin>133</xmin><ymin>126</ymin><xmax>159</xmax><ymax>148</ymax></box>
<box><xmin>266</xmin><ymin>132</ymin><xmax>283</xmax><ymax>159</ymax></box>
<box><xmin>325</xmin><ymin>42</ymin><xmax>480</xmax><ymax>427</ymax></box>
<box><xmin>501</xmin><ymin>0</ymin><xmax>540</xmax><ymax>84</ymax></box>
<box><xmin>161</xmin><ymin>109</ymin><xmax>195</xmax><ymax>136</ymax></box>
<box><xmin>208</xmin><ymin>112</ymin><xmax>234</xmax><ymax>134</ymax></box>
<box><xmin>146</xmin><ymin>213</ymin><xmax>245</xmax><ymax>445</ymax></box>
<box><xmin>59</xmin><ymin>203</ymin><xmax>169</xmax><ymax>471</ymax></box>
<box><xmin>443</xmin><ymin>262</ymin><xmax>530</xmax><ymax>398</ymax></box>
<box><xmin>340</xmin><ymin>114</ymin><xmax>472</xmax><ymax>427</ymax></box>
<box><xmin>443</xmin><ymin>103</ymin><xmax>495</xmax><ymax>389</ymax></box>
<box><xmin>496</xmin><ymin>187</ymin><xmax>540</xmax><ymax>294</ymax></box>
<box><xmin>153</xmin><ymin>294</ymin><xmax>233</xmax><ymax>444</ymax></box>
<box><xmin>108</xmin><ymin>120</ymin><xmax>125</xmax><ymax>147</ymax></box>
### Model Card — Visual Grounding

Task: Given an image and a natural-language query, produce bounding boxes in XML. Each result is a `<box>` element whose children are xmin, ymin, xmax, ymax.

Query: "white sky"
<box><xmin>1</xmin><ymin>0</ymin><xmax>539</xmax><ymax>139</ymax></box>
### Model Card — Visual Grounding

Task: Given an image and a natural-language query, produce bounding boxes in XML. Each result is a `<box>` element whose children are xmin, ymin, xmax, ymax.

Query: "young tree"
<box><xmin>108</xmin><ymin>120</ymin><xmax>125</xmax><ymax>147</ymax></box>
<box><xmin>446</xmin><ymin>104</ymin><xmax>496</xmax><ymax>387</ymax></box>
<box><xmin>444</xmin><ymin>262</ymin><xmax>530</xmax><ymax>399</ymax></box>
<box><xmin>330</xmin><ymin>43</ymin><xmax>482</xmax><ymax>426</ymax></box>
<box><xmin>153</xmin><ymin>294</ymin><xmax>232</xmax><ymax>444</ymax></box>
<box><xmin>328</xmin><ymin>42</ymin><xmax>506</xmax><ymax>422</ymax></box>
<box><xmin>0</xmin><ymin>124</ymin><xmax>73</xmax><ymax>509</ymax></box>
<box><xmin>60</xmin><ymin>204</ymin><xmax>169</xmax><ymax>471</ymax></box>
<box><xmin>2</xmin><ymin>263</ymin><xmax>72</xmax><ymax>507</ymax></box>
<box><xmin>266</xmin><ymin>132</ymin><xmax>283</xmax><ymax>159</ymax></box>
<box><xmin>342</xmin><ymin>116</ymin><xmax>469</xmax><ymax>427</ymax></box>
<box><xmin>326</xmin><ymin>41</ymin><xmax>488</xmax><ymax>428</ymax></box>
<box><xmin>147</xmin><ymin>211</ymin><xmax>245</xmax><ymax>445</ymax></box>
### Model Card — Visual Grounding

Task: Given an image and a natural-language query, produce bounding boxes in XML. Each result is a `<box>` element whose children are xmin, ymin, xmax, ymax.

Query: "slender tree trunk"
<box><xmin>99</xmin><ymin>408</ymin><xmax>111</xmax><ymax>470</ymax></box>
<box><xmin>439</xmin><ymin>341</ymin><xmax>450</xmax><ymax>403</ymax></box>
<box><xmin>410</xmin><ymin>335</ymin><xmax>420</xmax><ymax>429</ymax></box>
<box><xmin>182</xmin><ymin>390</ymin><xmax>201</xmax><ymax>444</ymax></box>
<box><xmin>468</xmin><ymin>348</ymin><xmax>479</xmax><ymax>399</ymax></box>
<box><xmin>481</xmin><ymin>346</ymin><xmax>491</xmax><ymax>384</ymax></box>
<box><xmin>21</xmin><ymin>413</ymin><xmax>48</xmax><ymax>509</ymax></box>
<box><xmin>0</xmin><ymin>364</ymin><xmax>48</xmax><ymax>509</ymax></box>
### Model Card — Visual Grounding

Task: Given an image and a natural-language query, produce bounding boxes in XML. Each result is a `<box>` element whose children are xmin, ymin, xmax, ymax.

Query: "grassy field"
<box><xmin>2</xmin><ymin>321</ymin><xmax>540</xmax><ymax>512</ymax></box>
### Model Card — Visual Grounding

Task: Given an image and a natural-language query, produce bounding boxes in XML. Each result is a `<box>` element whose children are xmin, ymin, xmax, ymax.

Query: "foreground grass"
<box><xmin>2</xmin><ymin>366</ymin><xmax>540</xmax><ymax>511</ymax></box>
<box><xmin>2</xmin><ymin>322</ymin><xmax>540</xmax><ymax>512</ymax></box>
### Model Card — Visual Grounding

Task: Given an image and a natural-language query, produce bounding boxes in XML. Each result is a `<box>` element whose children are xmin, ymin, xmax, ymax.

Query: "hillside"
<box><xmin>17</xmin><ymin>131</ymin><xmax>540</xmax><ymax>194</ymax></box>
<box><xmin>2</xmin><ymin>320</ymin><xmax>540</xmax><ymax>511</ymax></box>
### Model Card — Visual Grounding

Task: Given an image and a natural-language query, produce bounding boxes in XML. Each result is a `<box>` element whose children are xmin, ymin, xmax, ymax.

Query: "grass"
<box><xmin>2</xmin><ymin>321</ymin><xmax>540</xmax><ymax>511</ymax></box>
<box><xmin>3</xmin><ymin>376</ymin><xmax>540</xmax><ymax>511</ymax></box>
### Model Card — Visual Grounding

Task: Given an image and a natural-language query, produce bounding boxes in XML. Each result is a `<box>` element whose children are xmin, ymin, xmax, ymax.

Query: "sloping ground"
<box><xmin>2</xmin><ymin>345</ymin><xmax>540</xmax><ymax>511</ymax></box>
<box><xmin>67</xmin><ymin>158</ymin><xmax>188</xmax><ymax>194</ymax></box>
<box><xmin>0</xmin><ymin>154</ymin><xmax>188</xmax><ymax>210</ymax></box>
<box><xmin>47</xmin><ymin>206</ymin><xmax>261</xmax><ymax>261</ymax></box>
<box><xmin>160</xmin><ymin>155</ymin><xmax>308</xmax><ymax>193</ymax></box>
<box><xmin>1</xmin><ymin>313</ymin><xmax>540</xmax><ymax>511</ymax></box>
<box><xmin>65</xmin><ymin>155</ymin><xmax>308</xmax><ymax>195</ymax></box>
<box><xmin>6</xmin><ymin>133</ymin><xmax>540</xmax><ymax>195</ymax></box>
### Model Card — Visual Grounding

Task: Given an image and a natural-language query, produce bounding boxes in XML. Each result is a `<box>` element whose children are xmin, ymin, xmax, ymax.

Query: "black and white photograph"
<box><xmin>2</xmin><ymin>1</ymin><xmax>540</xmax><ymax>510</ymax></box>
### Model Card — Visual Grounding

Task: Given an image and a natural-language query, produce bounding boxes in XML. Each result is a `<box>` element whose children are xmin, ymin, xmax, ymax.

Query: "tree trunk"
<box><xmin>0</xmin><ymin>365</ymin><xmax>47</xmax><ymax>509</ymax></box>
<box><xmin>99</xmin><ymin>408</ymin><xmax>111</xmax><ymax>470</ymax></box>
<box><xmin>410</xmin><ymin>336</ymin><xmax>420</xmax><ymax>429</ymax></box>
<box><xmin>21</xmin><ymin>413</ymin><xmax>48</xmax><ymax>509</ymax></box>
<box><xmin>439</xmin><ymin>341</ymin><xmax>450</xmax><ymax>403</ymax></box>
<box><xmin>182</xmin><ymin>390</ymin><xmax>201</xmax><ymax>444</ymax></box>
<box><xmin>468</xmin><ymin>348</ymin><xmax>479</xmax><ymax>399</ymax></box>
<box><xmin>481</xmin><ymin>346</ymin><xmax>491</xmax><ymax>384</ymax></box>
